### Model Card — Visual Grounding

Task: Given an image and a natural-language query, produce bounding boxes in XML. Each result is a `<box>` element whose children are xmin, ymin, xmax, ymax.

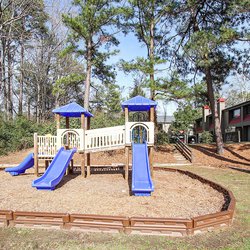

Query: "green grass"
<box><xmin>0</xmin><ymin>165</ymin><xmax>249</xmax><ymax>250</ymax></box>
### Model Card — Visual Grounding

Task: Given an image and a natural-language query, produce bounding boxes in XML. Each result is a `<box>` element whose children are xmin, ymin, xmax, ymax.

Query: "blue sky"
<box><xmin>108</xmin><ymin>32</ymin><xmax>178</xmax><ymax>116</ymax></box>
<box><xmin>45</xmin><ymin>0</ymin><xmax>178</xmax><ymax>116</ymax></box>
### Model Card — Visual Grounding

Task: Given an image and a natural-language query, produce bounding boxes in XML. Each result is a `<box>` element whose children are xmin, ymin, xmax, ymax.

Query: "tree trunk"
<box><xmin>84</xmin><ymin>39</ymin><xmax>92</xmax><ymax>111</ymax></box>
<box><xmin>7</xmin><ymin>44</ymin><xmax>13</xmax><ymax>120</ymax></box>
<box><xmin>37</xmin><ymin>81</ymin><xmax>41</xmax><ymax>123</ymax></box>
<box><xmin>2</xmin><ymin>43</ymin><xmax>7</xmax><ymax>120</ymax></box>
<box><xmin>149</xmin><ymin>16</ymin><xmax>158</xmax><ymax>132</ymax></box>
<box><xmin>205</xmin><ymin>67</ymin><xmax>224</xmax><ymax>154</ymax></box>
<box><xmin>18</xmin><ymin>38</ymin><xmax>24</xmax><ymax>116</ymax></box>
<box><xmin>149</xmin><ymin>17</ymin><xmax>155</xmax><ymax>101</ymax></box>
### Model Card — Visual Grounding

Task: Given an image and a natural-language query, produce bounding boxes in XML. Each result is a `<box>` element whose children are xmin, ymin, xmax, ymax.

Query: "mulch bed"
<box><xmin>191</xmin><ymin>143</ymin><xmax>250</xmax><ymax>170</ymax></box>
<box><xmin>0</xmin><ymin>169</ymin><xmax>224</xmax><ymax>219</ymax></box>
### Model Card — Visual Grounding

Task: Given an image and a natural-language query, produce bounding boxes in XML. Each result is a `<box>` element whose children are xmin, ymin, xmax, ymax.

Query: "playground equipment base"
<box><xmin>0</xmin><ymin>168</ymin><xmax>235</xmax><ymax>237</ymax></box>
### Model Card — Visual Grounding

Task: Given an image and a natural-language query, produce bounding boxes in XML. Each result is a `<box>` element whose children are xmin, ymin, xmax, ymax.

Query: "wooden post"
<box><xmin>65</xmin><ymin>117</ymin><xmax>69</xmax><ymax>129</ymax></box>
<box><xmin>56</xmin><ymin>114</ymin><xmax>60</xmax><ymax>129</ymax></box>
<box><xmin>87</xmin><ymin>154</ymin><xmax>90</xmax><ymax>177</ymax></box>
<box><xmin>149</xmin><ymin>146</ymin><xmax>154</xmax><ymax>178</ymax></box>
<box><xmin>81</xmin><ymin>114</ymin><xmax>85</xmax><ymax>177</ymax></box>
<box><xmin>125</xmin><ymin>146</ymin><xmax>129</xmax><ymax>181</ymax></box>
<box><xmin>150</xmin><ymin>107</ymin><xmax>154</xmax><ymax>122</ymax></box>
<box><xmin>81</xmin><ymin>154</ymin><xmax>85</xmax><ymax>177</ymax></box>
<box><xmin>125</xmin><ymin>107</ymin><xmax>129</xmax><ymax>123</ymax></box>
<box><xmin>81</xmin><ymin>114</ymin><xmax>85</xmax><ymax>129</ymax></box>
<box><xmin>124</xmin><ymin>107</ymin><xmax>129</xmax><ymax>180</ymax></box>
<box><xmin>86</xmin><ymin>116</ymin><xmax>91</xmax><ymax>177</ymax></box>
<box><xmin>34</xmin><ymin>133</ymin><xmax>39</xmax><ymax>176</ymax></box>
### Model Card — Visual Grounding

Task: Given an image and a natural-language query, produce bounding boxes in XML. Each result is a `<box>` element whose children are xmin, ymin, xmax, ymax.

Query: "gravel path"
<box><xmin>0</xmin><ymin>170</ymin><xmax>224</xmax><ymax>219</ymax></box>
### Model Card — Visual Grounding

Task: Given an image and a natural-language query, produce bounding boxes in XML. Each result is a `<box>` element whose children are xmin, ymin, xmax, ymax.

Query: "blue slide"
<box><xmin>132</xmin><ymin>143</ymin><xmax>154</xmax><ymax>196</ymax></box>
<box><xmin>5</xmin><ymin>153</ymin><xmax>34</xmax><ymax>176</ymax></box>
<box><xmin>32</xmin><ymin>147</ymin><xmax>76</xmax><ymax>191</ymax></box>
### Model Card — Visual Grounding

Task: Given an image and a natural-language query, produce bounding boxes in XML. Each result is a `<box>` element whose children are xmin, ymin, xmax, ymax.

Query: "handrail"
<box><xmin>175</xmin><ymin>138</ymin><xmax>193</xmax><ymax>163</ymax></box>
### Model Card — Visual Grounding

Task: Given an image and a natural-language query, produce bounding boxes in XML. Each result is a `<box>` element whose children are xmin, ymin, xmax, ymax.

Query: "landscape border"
<box><xmin>0</xmin><ymin>168</ymin><xmax>236</xmax><ymax>236</ymax></box>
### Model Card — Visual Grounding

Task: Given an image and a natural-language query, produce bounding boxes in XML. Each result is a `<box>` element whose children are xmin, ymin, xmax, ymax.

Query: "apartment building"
<box><xmin>194</xmin><ymin>99</ymin><xmax>250</xmax><ymax>142</ymax></box>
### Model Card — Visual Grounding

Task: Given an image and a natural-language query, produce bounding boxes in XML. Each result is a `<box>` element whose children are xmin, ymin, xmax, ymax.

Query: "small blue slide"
<box><xmin>32</xmin><ymin>147</ymin><xmax>76</xmax><ymax>191</ymax></box>
<box><xmin>132</xmin><ymin>143</ymin><xmax>154</xmax><ymax>196</ymax></box>
<box><xmin>5</xmin><ymin>153</ymin><xmax>34</xmax><ymax>176</ymax></box>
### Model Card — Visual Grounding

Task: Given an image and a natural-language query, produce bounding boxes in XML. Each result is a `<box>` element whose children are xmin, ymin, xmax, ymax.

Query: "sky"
<box><xmin>107</xmin><ymin>32</ymin><xmax>178</xmax><ymax>116</ymax></box>
<box><xmin>45</xmin><ymin>0</ymin><xmax>178</xmax><ymax>116</ymax></box>
<box><xmin>45</xmin><ymin>0</ymin><xmax>250</xmax><ymax>116</ymax></box>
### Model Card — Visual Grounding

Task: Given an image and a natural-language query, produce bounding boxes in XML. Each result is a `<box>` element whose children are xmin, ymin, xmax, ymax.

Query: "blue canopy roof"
<box><xmin>121</xmin><ymin>95</ymin><xmax>157</xmax><ymax>111</ymax></box>
<box><xmin>52</xmin><ymin>102</ymin><xmax>93</xmax><ymax>117</ymax></box>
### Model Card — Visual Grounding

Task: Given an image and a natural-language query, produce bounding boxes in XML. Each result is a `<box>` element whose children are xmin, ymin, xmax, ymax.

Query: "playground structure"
<box><xmin>2</xmin><ymin>95</ymin><xmax>236</xmax><ymax>236</ymax></box>
<box><xmin>6</xmin><ymin>96</ymin><xmax>156</xmax><ymax>194</ymax></box>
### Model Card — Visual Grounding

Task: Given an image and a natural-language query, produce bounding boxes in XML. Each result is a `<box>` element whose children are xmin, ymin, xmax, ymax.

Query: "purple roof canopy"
<box><xmin>52</xmin><ymin>102</ymin><xmax>93</xmax><ymax>117</ymax></box>
<box><xmin>121</xmin><ymin>95</ymin><xmax>157</xmax><ymax>112</ymax></box>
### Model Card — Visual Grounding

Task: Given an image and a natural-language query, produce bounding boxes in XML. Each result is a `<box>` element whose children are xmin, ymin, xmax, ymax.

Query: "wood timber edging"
<box><xmin>0</xmin><ymin>168</ymin><xmax>235</xmax><ymax>236</ymax></box>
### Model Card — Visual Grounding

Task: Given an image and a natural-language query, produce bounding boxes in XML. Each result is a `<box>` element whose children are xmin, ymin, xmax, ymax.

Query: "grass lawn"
<box><xmin>0</xmin><ymin>165</ymin><xmax>249</xmax><ymax>250</ymax></box>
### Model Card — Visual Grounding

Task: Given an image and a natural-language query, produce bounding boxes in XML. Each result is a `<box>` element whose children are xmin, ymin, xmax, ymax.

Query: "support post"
<box><xmin>125</xmin><ymin>107</ymin><xmax>129</xmax><ymax>123</ymax></box>
<box><xmin>34</xmin><ymin>133</ymin><xmax>39</xmax><ymax>176</ymax></box>
<box><xmin>87</xmin><ymin>154</ymin><xmax>90</xmax><ymax>177</ymax></box>
<box><xmin>80</xmin><ymin>114</ymin><xmax>85</xmax><ymax>177</ymax></box>
<box><xmin>56</xmin><ymin>114</ymin><xmax>60</xmax><ymax>129</ymax></box>
<box><xmin>149</xmin><ymin>146</ymin><xmax>154</xmax><ymax>178</ymax></box>
<box><xmin>65</xmin><ymin>117</ymin><xmax>69</xmax><ymax>129</ymax></box>
<box><xmin>150</xmin><ymin>107</ymin><xmax>154</xmax><ymax>122</ymax></box>
<box><xmin>125</xmin><ymin>146</ymin><xmax>129</xmax><ymax>181</ymax></box>
<box><xmin>81</xmin><ymin>154</ymin><xmax>85</xmax><ymax>177</ymax></box>
<box><xmin>81</xmin><ymin>114</ymin><xmax>85</xmax><ymax>129</ymax></box>
<box><xmin>86</xmin><ymin>116</ymin><xmax>91</xmax><ymax>177</ymax></box>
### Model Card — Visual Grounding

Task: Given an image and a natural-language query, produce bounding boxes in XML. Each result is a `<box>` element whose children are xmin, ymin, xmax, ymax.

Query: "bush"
<box><xmin>0</xmin><ymin>116</ymin><xmax>55</xmax><ymax>156</ymax></box>
<box><xmin>156</xmin><ymin>130</ymin><xmax>169</xmax><ymax>145</ymax></box>
<box><xmin>200</xmin><ymin>131</ymin><xmax>213</xmax><ymax>144</ymax></box>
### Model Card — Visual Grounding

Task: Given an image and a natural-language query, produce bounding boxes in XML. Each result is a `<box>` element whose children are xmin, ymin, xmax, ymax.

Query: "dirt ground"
<box><xmin>191</xmin><ymin>143</ymin><xmax>250</xmax><ymax>170</ymax></box>
<box><xmin>0</xmin><ymin>145</ymin><xmax>176</xmax><ymax>166</ymax></box>
<box><xmin>0</xmin><ymin>169</ymin><xmax>225</xmax><ymax>219</ymax></box>
<box><xmin>1</xmin><ymin>143</ymin><xmax>249</xmax><ymax>170</ymax></box>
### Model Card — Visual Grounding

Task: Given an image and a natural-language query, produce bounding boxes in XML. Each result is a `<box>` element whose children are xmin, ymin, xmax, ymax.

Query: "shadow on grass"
<box><xmin>224</xmin><ymin>146</ymin><xmax>250</xmax><ymax>162</ymax></box>
<box><xmin>191</xmin><ymin>145</ymin><xmax>250</xmax><ymax>167</ymax></box>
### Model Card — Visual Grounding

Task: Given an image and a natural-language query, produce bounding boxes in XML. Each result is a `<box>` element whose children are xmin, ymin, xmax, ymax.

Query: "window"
<box><xmin>232</xmin><ymin>109</ymin><xmax>240</xmax><ymax>118</ymax></box>
<box><xmin>196</xmin><ymin>119</ymin><xmax>202</xmax><ymax>128</ymax></box>
<box><xmin>246</xmin><ymin>105</ymin><xmax>250</xmax><ymax>115</ymax></box>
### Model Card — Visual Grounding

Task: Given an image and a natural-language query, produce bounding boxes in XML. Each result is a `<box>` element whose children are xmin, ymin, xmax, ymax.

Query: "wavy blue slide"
<box><xmin>132</xmin><ymin>143</ymin><xmax>154</xmax><ymax>196</ymax></box>
<box><xmin>5</xmin><ymin>153</ymin><xmax>34</xmax><ymax>176</ymax></box>
<box><xmin>32</xmin><ymin>147</ymin><xmax>76</xmax><ymax>191</ymax></box>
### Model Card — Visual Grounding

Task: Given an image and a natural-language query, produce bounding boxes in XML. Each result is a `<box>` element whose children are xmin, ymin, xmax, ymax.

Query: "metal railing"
<box><xmin>175</xmin><ymin>138</ymin><xmax>193</xmax><ymax>163</ymax></box>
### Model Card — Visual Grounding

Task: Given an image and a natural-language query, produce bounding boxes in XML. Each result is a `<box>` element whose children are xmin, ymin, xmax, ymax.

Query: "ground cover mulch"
<box><xmin>0</xmin><ymin>169</ymin><xmax>224</xmax><ymax>219</ymax></box>
<box><xmin>0</xmin><ymin>145</ymin><xmax>176</xmax><ymax>166</ymax></box>
<box><xmin>190</xmin><ymin>143</ymin><xmax>250</xmax><ymax>170</ymax></box>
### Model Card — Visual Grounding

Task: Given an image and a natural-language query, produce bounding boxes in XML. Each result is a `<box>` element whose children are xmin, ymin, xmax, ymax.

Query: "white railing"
<box><xmin>37</xmin><ymin>135</ymin><xmax>57</xmax><ymax>157</ymax></box>
<box><xmin>85</xmin><ymin>125</ymin><xmax>125</xmax><ymax>151</ymax></box>
<box><xmin>57</xmin><ymin>129</ymin><xmax>84</xmax><ymax>150</ymax></box>
<box><xmin>35</xmin><ymin>122</ymin><xmax>154</xmax><ymax>156</ymax></box>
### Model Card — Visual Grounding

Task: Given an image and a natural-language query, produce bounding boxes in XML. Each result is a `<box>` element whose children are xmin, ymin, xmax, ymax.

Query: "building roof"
<box><xmin>52</xmin><ymin>102</ymin><xmax>94</xmax><ymax>117</ymax></box>
<box><xmin>157</xmin><ymin>115</ymin><xmax>175</xmax><ymax>124</ymax></box>
<box><xmin>224</xmin><ymin>100</ymin><xmax>250</xmax><ymax>111</ymax></box>
<box><xmin>121</xmin><ymin>95</ymin><xmax>157</xmax><ymax>111</ymax></box>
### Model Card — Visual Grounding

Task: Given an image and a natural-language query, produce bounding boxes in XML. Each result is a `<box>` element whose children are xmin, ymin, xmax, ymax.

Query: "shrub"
<box><xmin>200</xmin><ymin>131</ymin><xmax>213</xmax><ymax>143</ymax></box>
<box><xmin>156</xmin><ymin>130</ymin><xmax>169</xmax><ymax>145</ymax></box>
<box><xmin>0</xmin><ymin>116</ymin><xmax>55</xmax><ymax>156</ymax></box>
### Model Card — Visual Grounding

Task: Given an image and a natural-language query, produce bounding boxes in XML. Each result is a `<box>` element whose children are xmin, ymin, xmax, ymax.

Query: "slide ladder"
<box><xmin>32</xmin><ymin>147</ymin><xmax>76</xmax><ymax>191</ymax></box>
<box><xmin>132</xmin><ymin>143</ymin><xmax>154</xmax><ymax>196</ymax></box>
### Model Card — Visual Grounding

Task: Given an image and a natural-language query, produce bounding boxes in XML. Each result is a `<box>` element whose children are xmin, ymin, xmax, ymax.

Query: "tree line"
<box><xmin>0</xmin><ymin>0</ymin><xmax>249</xmax><ymax>154</ymax></box>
